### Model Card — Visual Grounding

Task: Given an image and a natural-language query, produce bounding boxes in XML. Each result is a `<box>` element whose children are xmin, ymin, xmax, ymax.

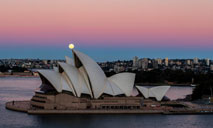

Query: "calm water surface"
<box><xmin>0</xmin><ymin>77</ymin><xmax>213</xmax><ymax>128</ymax></box>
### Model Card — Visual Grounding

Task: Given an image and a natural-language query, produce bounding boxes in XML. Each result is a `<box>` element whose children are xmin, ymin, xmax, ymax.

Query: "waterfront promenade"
<box><xmin>6</xmin><ymin>101</ymin><xmax>213</xmax><ymax>115</ymax></box>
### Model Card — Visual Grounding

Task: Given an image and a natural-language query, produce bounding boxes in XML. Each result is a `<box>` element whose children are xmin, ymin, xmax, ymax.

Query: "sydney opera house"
<box><xmin>30</xmin><ymin>49</ymin><xmax>170</xmax><ymax>110</ymax></box>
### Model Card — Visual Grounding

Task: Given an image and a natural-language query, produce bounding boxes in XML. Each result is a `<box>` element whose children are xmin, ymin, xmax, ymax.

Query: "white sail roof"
<box><xmin>38</xmin><ymin>70</ymin><xmax>62</xmax><ymax>92</ymax></box>
<box><xmin>61</xmin><ymin>72</ymin><xmax>73</xmax><ymax>93</ymax></box>
<box><xmin>61</xmin><ymin>72</ymin><xmax>76</xmax><ymax>96</ymax></box>
<box><xmin>58</xmin><ymin>62</ymin><xmax>83</xmax><ymax>97</ymax></box>
<box><xmin>150</xmin><ymin>86</ymin><xmax>170</xmax><ymax>101</ymax></box>
<box><xmin>104</xmin><ymin>79</ymin><xmax>124</xmax><ymax>96</ymax></box>
<box><xmin>78</xmin><ymin>66</ymin><xmax>93</xmax><ymax>96</ymax></box>
<box><xmin>73</xmin><ymin>50</ymin><xmax>107</xmax><ymax>99</ymax></box>
<box><xmin>136</xmin><ymin>86</ymin><xmax>170</xmax><ymax>101</ymax></box>
<box><xmin>136</xmin><ymin>86</ymin><xmax>149</xmax><ymax>98</ymax></box>
<box><xmin>103</xmin><ymin>80</ymin><xmax>114</xmax><ymax>95</ymax></box>
<box><xmin>108</xmin><ymin>73</ymin><xmax>135</xmax><ymax>96</ymax></box>
<box><xmin>58</xmin><ymin>62</ymin><xmax>92</xmax><ymax>97</ymax></box>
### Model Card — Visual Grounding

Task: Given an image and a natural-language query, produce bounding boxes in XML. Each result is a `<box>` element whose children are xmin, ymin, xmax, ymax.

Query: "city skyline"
<box><xmin>1</xmin><ymin>54</ymin><xmax>213</xmax><ymax>74</ymax></box>
<box><xmin>0</xmin><ymin>0</ymin><xmax>213</xmax><ymax>61</ymax></box>
<box><xmin>1</xmin><ymin>45</ymin><xmax>213</xmax><ymax>61</ymax></box>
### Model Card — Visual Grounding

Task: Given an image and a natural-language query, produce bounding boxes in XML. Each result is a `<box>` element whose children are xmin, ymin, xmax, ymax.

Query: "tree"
<box><xmin>192</xmin><ymin>73</ymin><xmax>213</xmax><ymax>100</ymax></box>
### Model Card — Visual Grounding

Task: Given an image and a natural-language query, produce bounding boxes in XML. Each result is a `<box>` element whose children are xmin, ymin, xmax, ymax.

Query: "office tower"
<box><xmin>206</xmin><ymin>58</ymin><xmax>210</xmax><ymax>66</ymax></box>
<box><xmin>193</xmin><ymin>58</ymin><xmax>199</xmax><ymax>64</ymax></box>
<box><xmin>210</xmin><ymin>65</ymin><xmax>213</xmax><ymax>71</ymax></box>
<box><xmin>186</xmin><ymin>60</ymin><xmax>191</xmax><ymax>65</ymax></box>
<box><xmin>165</xmin><ymin>57</ymin><xmax>169</xmax><ymax>67</ymax></box>
<box><xmin>133</xmin><ymin>56</ymin><xmax>138</xmax><ymax>68</ymax></box>
<box><xmin>153</xmin><ymin>59</ymin><xmax>158</xmax><ymax>69</ymax></box>
<box><xmin>141</xmin><ymin>58</ymin><xmax>148</xmax><ymax>69</ymax></box>
<box><xmin>156</xmin><ymin>58</ymin><xmax>162</xmax><ymax>65</ymax></box>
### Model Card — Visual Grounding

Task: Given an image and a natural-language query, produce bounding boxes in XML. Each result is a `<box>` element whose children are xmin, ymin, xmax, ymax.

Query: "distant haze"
<box><xmin>0</xmin><ymin>0</ymin><xmax>213</xmax><ymax>61</ymax></box>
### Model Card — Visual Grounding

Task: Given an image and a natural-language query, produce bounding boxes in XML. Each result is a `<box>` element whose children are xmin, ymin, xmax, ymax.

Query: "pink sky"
<box><xmin>0</xmin><ymin>0</ymin><xmax>213</xmax><ymax>48</ymax></box>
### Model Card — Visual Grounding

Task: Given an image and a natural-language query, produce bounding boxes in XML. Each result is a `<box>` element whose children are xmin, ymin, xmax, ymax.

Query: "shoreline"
<box><xmin>6</xmin><ymin>101</ymin><xmax>213</xmax><ymax>115</ymax></box>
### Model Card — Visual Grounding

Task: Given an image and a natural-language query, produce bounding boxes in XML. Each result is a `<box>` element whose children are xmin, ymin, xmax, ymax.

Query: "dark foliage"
<box><xmin>105</xmin><ymin>71</ymin><xmax>116</xmax><ymax>77</ymax></box>
<box><xmin>0</xmin><ymin>65</ymin><xmax>27</xmax><ymax>72</ymax></box>
<box><xmin>133</xmin><ymin>69</ymin><xmax>194</xmax><ymax>84</ymax></box>
<box><xmin>192</xmin><ymin>73</ymin><xmax>213</xmax><ymax>100</ymax></box>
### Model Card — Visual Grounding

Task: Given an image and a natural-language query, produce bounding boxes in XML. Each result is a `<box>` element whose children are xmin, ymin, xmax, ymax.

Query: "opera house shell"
<box><xmin>31</xmin><ymin>49</ymin><xmax>170</xmax><ymax>110</ymax></box>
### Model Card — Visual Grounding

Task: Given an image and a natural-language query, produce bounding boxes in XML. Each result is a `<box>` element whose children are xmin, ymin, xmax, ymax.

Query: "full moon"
<box><xmin>69</xmin><ymin>44</ymin><xmax>75</xmax><ymax>49</ymax></box>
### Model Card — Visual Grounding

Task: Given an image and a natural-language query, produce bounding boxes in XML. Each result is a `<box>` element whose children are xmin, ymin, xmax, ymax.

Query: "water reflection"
<box><xmin>0</xmin><ymin>77</ymin><xmax>213</xmax><ymax>128</ymax></box>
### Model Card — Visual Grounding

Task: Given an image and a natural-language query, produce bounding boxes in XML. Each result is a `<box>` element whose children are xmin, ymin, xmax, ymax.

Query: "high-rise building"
<box><xmin>205</xmin><ymin>58</ymin><xmax>210</xmax><ymax>66</ymax></box>
<box><xmin>153</xmin><ymin>59</ymin><xmax>158</xmax><ymax>69</ymax></box>
<box><xmin>193</xmin><ymin>58</ymin><xmax>199</xmax><ymax>64</ymax></box>
<box><xmin>138</xmin><ymin>59</ymin><xmax>142</xmax><ymax>68</ymax></box>
<box><xmin>43</xmin><ymin>60</ymin><xmax>48</xmax><ymax>65</ymax></box>
<box><xmin>114</xmin><ymin>65</ymin><xmax>125</xmax><ymax>73</ymax></box>
<box><xmin>210</xmin><ymin>65</ymin><xmax>213</xmax><ymax>71</ymax></box>
<box><xmin>133</xmin><ymin>56</ymin><xmax>138</xmax><ymax>68</ymax></box>
<box><xmin>165</xmin><ymin>57</ymin><xmax>169</xmax><ymax>67</ymax></box>
<box><xmin>141</xmin><ymin>58</ymin><xmax>148</xmax><ymax>69</ymax></box>
<box><xmin>156</xmin><ymin>58</ymin><xmax>162</xmax><ymax>65</ymax></box>
<box><xmin>186</xmin><ymin>60</ymin><xmax>191</xmax><ymax>65</ymax></box>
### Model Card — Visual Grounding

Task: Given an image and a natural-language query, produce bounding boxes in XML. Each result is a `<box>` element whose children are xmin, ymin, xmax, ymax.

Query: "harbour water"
<box><xmin>1</xmin><ymin>77</ymin><xmax>213</xmax><ymax>128</ymax></box>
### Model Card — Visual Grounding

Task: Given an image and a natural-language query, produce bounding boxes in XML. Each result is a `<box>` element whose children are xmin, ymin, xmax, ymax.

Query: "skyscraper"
<box><xmin>133</xmin><ymin>56</ymin><xmax>139</xmax><ymax>68</ymax></box>
<box><xmin>205</xmin><ymin>58</ymin><xmax>210</xmax><ymax>66</ymax></box>
<box><xmin>138</xmin><ymin>59</ymin><xmax>142</xmax><ymax>68</ymax></box>
<box><xmin>211</xmin><ymin>65</ymin><xmax>213</xmax><ymax>71</ymax></box>
<box><xmin>156</xmin><ymin>58</ymin><xmax>162</xmax><ymax>65</ymax></box>
<box><xmin>186</xmin><ymin>60</ymin><xmax>191</xmax><ymax>65</ymax></box>
<box><xmin>193</xmin><ymin>58</ymin><xmax>199</xmax><ymax>64</ymax></box>
<box><xmin>153</xmin><ymin>59</ymin><xmax>158</xmax><ymax>69</ymax></box>
<box><xmin>141</xmin><ymin>58</ymin><xmax>149</xmax><ymax>70</ymax></box>
<box><xmin>165</xmin><ymin>57</ymin><xmax>169</xmax><ymax>67</ymax></box>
